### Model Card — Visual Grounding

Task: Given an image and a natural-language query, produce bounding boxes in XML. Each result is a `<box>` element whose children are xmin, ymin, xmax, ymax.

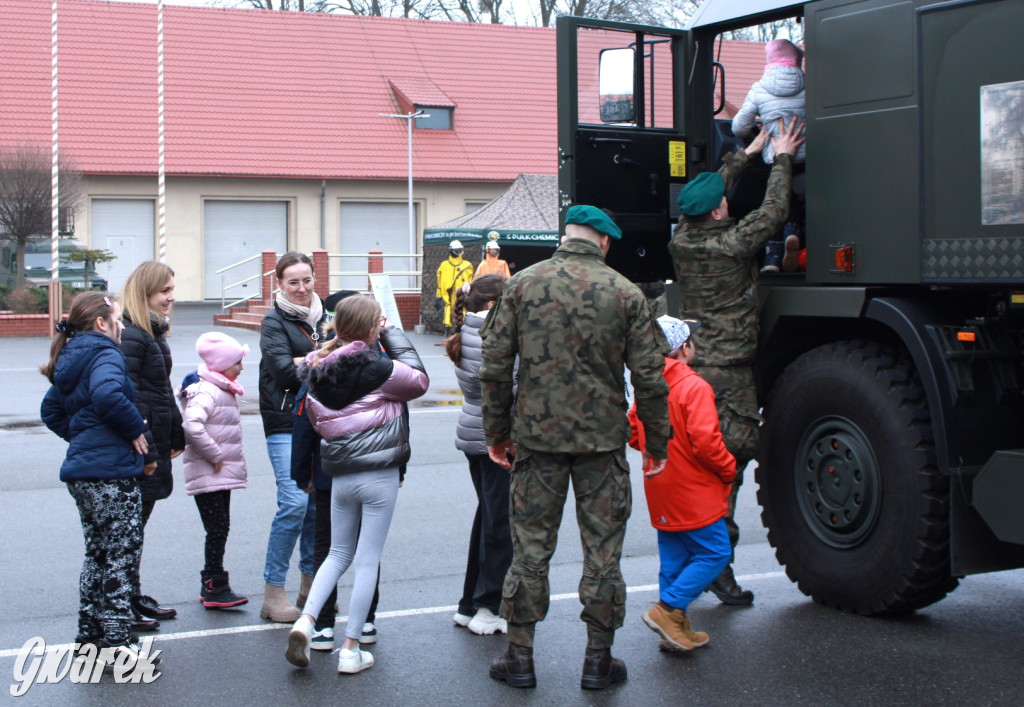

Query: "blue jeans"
<box><xmin>657</xmin><ymin>519</ymin><xmax>731</xmax><ymax>611</ymax></box>
<box><xmin>263</xmin><ymin>433</ymin><xmax>315</xmax><ymax>586</ymax></box>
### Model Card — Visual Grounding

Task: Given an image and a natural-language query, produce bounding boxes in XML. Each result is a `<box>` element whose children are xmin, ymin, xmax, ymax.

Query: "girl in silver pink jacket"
<box><xmin>285</xmin><ymin>294</ymin><xmax>428</xmax><ymax>674</ymax></box>
<box><xmin>180</xmin><ymin>332</ymin><xmax>250</xmax><ymax>610</ymax></box>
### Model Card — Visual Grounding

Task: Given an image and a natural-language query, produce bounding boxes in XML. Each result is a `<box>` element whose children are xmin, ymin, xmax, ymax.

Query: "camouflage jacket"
<box><xmin>479</xmin><ymin>238</ymin><xmax>671</xmax><ymax>457</ymax></box>
<box><xmin>669</xmin><ymin>150</ymin><xmax>792</xmax><ymax>368</ymax></box>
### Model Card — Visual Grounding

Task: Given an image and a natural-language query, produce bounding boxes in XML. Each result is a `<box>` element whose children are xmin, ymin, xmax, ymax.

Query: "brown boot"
<box><xmin>705</xmin><ymin>565</ymin><xmax>754</xmax><ymax>605</ymax></box>
<box><xmin>676</xmin><ymin>612</ymin><xmax>710</xmax><ymax>648</ymax></box>
<box><xmin>296</xmin><ymin>573</ymin><xmax>314</xmax><ymax>610</ymax></box>
<box><xmin>641</xmin><ymin>604</ymin><xmax>695</xmax><ymax>651</ymax></box>
<box><xmin>260</xmin><ymin>583</ymin><xmax>301</xmax><ymax>623</ymax></box>
<box><xmin>489</xmin><ymin>642</ymin><xmax>536</xmax><ymax>688</ymax></box>
<box><xmin>580</xmin><ymin>647</ymin><xmax>627</xmax><ymax>690</ymax></box>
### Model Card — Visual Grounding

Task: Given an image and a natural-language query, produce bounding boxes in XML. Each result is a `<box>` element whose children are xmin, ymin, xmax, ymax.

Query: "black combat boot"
<box><xmin>489</xmin><ymin>642</ymin><xmax>536</xmax><ymax>688</ymax></box>
<box><xmin>580</xmin><ymin>647</ymin><xmax>627</xmax><ymax>690</ymax></box>
<box><xmin>705</xmin><ymin>565</ymin><xmax>754</xmax><ymax>605</ymax></box>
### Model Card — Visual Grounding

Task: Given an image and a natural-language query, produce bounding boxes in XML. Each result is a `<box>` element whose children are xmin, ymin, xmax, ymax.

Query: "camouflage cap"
<box><xmin>565</xmin><ymin>205</ymin><xmax>622</xmax><ymax>240</ymax></box>
<box><xmin>677</xmin><ymin>172</ymin><xmax>725</xmax><ymax>216</ymax></box>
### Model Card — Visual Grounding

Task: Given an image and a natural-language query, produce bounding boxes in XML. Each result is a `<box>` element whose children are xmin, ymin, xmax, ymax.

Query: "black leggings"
<box><xmin>194</xmin><ymin>490</ymin><xmax>232</xmax><ymax>574</ymax></box>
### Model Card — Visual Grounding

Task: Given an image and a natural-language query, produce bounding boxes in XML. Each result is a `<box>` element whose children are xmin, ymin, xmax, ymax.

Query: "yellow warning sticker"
<box><xmin>1012</xmin><ymin>292</ymin><xmax>1024</xmax><ymax>304</ymax></box>
<box><xmin>669</xmin><ymin>141</ymin><xmax>687</xmax><ymax>173</ymax></box>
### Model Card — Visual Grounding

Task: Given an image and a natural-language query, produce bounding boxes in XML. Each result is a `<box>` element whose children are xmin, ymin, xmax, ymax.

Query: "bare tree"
<box><xmin>0</xmin><ymin>145</ymin><xmax>83</xmax><ymax>291</ymax></box>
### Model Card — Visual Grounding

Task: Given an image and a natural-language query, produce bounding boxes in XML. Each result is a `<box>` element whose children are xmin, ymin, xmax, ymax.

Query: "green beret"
<box><xmin>677</xmin><ymin>172</ymin><xmax>725</xmax><ymax>216</ymax></box>
<box><xmin>565</xmin><ymin>204</ymin><xmax>622</xmax><ymax>240</ymax></box>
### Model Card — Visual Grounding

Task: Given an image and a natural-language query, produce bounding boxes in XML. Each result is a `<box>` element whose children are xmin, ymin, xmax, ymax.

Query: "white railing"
<box><xmin>215</xmin><ymin>253</ymin><xmax>270</xmax><ymax>310</ymax></box>
<box><xmin>327</xmin><ymin>252</ymin><xmax>423</xmax><ymax>294</ymax></box>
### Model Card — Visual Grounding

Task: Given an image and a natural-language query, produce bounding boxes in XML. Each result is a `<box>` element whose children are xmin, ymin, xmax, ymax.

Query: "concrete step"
<box><xmin>212</xmin><ymin>314</ymin><xmax>261</xmax><ymax>332</ymax></box>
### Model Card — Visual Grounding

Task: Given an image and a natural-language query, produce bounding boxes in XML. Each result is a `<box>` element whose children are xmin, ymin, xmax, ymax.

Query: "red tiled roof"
<box><xmin>0</xmin><ymin>0</ymin><xmax>770</xmax><ymax>182</ymax></box>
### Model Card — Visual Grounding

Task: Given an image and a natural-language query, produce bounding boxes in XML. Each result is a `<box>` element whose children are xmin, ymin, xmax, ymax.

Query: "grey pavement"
<box><xmin>1</xmin><ymin>303</ymin><xmax>1023</xmax><ymax>704</ymax></box>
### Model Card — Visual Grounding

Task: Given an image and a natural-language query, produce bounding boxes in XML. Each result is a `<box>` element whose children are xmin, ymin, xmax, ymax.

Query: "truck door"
<box><xmin>556</xmin><ymin>17</ymin><xmax>690</xmax><ymax>282</ymax></box>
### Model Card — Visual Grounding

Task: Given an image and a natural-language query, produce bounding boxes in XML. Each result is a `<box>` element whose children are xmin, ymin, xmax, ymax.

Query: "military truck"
<box><xmin>557</xmin><ymin>0</ymin><xmax>1024</xmax><ymax>615</ymax></box>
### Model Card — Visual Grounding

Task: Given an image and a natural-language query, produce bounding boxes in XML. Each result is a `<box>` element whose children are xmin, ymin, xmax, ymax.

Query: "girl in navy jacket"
<box><xmin>40</xmin><ymin>292</ymin><xmax>156</xmax><ymax>668</ymax></box>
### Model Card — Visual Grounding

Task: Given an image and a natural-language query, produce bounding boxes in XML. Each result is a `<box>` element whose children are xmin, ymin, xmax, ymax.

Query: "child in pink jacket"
<box><xmin>180</xmin><ymin>331</ymin><xmax>250</xmax><ymax>610</ymax></box>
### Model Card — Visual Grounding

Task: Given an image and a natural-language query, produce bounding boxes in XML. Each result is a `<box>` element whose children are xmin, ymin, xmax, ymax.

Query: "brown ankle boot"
<box><xmin>489</xmin><ymin>642</ymin><xmax>536</xmax><ymax>688</ymax></box>
<box><xmin>642</xmin><ymin>604</ymin><xmax>695</xmax><ymax>651</ymax></box>
<box><xmin>581</xmin><ymin>647</ymin><xmax>627</xmax><ymax>690</ymax></box>
<box><xmin>296</xmin><ymin>573</ymin><xmax>314</xmax><ymax>609</ymax></box>
<box><xmin>260</xmin><ymin>584</ymin><xmax>300</xmax><ymax>623</ymax></box>
<box><xmin>677</xmin><ymin>612</ymin><xmax>710</xmax><ymax>647</ymax></box>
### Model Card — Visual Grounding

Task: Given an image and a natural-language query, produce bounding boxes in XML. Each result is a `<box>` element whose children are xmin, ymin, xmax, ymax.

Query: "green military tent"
<box><xmin>420</xmin><ymin>174</ymin><xmax>558</xmax><ymax>332</ymax></box>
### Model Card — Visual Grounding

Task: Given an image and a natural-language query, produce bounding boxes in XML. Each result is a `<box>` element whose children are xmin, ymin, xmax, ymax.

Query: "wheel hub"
<box><xmin>795</xmin><ymin>417</ymin><xmax>881</xmax><ymax>548</ymax></box>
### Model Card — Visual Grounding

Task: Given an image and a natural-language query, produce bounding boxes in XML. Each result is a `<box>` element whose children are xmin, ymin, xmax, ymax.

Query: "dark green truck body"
<box><xmin>558</xmin><ymin>0</ymin><xmax>1024</xmax><ymax>614</ymax></box>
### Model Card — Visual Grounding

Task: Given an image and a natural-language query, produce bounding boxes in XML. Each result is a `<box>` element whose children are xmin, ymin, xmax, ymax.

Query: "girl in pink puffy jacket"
<box><xmin>180</xmin><ymin>331</ymin><xmax>250</xmax><ymax>610</ymax></box>
<box><xmin>285</xmin><ymin>294</ymin><xmax>428</xmax><ymax>674</ymax></box>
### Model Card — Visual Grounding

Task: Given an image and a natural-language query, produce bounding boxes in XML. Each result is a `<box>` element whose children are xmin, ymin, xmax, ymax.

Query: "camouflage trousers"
<box><xmin>692</xmin><ymin>365</ymin><xmax>761</xmax><ymax>557</ymax></box>
<box><xmin>499</xmin><ymin>447</ymin><xmax>631</xmax><ymax>650</ymax></box>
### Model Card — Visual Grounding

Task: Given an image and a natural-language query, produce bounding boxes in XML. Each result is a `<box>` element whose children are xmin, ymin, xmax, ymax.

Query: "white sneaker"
<box><xmin>359</xmin><ymin>622</ymin><xmax>377</xmax><ymax>645</ymax></box>
<box><xmin>452</xmin><ymin>611</ymin><xmax>473</xmax><ymax>627</ymax></box>
<box><xmin>337</xmin><ymin>646</ymin><xmax>374</xmax><ymax>674</ymax></box>
<box><xmin>286</xmin><ymin>615</ymin><xmax>314</xmax><ymax>667</ymax></box>
<box><xmin>468</xmin><ymin>607</ymin><xmax>507</xmax><ymax>635</ymax></box>
<box><xmin>311</xmin><ymin>626</ymin><xmax>334</xmax><ymax>651</ymax></box>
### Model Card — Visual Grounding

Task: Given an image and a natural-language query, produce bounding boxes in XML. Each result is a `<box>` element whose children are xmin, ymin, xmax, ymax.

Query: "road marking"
<box><xmin>0</xmin><ymin>572</ymin><xmax>786</xmax><ymax>658</ymax></box>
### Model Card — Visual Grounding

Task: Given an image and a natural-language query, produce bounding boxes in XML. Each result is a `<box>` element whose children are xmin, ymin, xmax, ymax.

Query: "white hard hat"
<box><xmin>449</xmin><ymin>239</ymin><xmax>463</xmax><ymax>249</ymax></box>
<box><xmin>485</xmin><ymin>241</ymin><xmax>500</xmax><ymax>251</ymax></box>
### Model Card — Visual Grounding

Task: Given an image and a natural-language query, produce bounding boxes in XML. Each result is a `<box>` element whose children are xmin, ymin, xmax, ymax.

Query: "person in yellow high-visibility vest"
<box><xmin>435</xmin><ymin>240</ymin><xmax>474</xmax><ymax>333</ymax></box>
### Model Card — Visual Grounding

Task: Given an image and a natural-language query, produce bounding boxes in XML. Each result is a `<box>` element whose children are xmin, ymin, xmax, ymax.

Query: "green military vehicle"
<box><xmin>557</xmin><ymin>0</ymin><xmax>1024</xmax><ymax>614</ymax></box>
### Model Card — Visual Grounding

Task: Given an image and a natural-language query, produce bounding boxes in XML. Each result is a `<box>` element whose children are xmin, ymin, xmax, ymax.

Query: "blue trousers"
<box><xmin>263</xmin><ymin>433</ymin><xmax>316</xmax><ymax>585</ymax></box>
<box><xmin>657</xmin><ymin>519</ymin><xmax>731</xmax><ymax>611</ymax></box>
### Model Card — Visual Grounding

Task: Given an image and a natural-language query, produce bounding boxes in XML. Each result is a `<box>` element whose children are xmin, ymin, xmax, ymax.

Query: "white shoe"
<box><xmin>359</xmin><ymin>622</ymin><xmax>377</xmax><ymax>645</ymax></box>
<box><xmin>311</xmin><ymin>626</ymin><xmax>334</xmax><ymax>652</ymax></box>
<box><xmin>337</xmin><ymin>646</ymin><xmax>374</xmax><ymax>674</ymax></box>
<box><xmin>468</xmin><ymin>607</ymin><xmax>507</xmax><ymax>635</ymax></box>
<box><xmin>452</xmin><ymin>611</ymin><xmax>473</xmax><ymax>628</ymax></box>
<box><xmin>286</xmin><ymin>615</ymin><xmax>314</xmax><ymax>667</ymax></box>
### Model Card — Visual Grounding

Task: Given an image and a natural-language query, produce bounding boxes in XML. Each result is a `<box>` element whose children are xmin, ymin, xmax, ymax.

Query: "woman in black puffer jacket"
<box><xmin>120</xmin><ymin>261</ymin><xmax>185</xmax><ymax>628</ymax></box>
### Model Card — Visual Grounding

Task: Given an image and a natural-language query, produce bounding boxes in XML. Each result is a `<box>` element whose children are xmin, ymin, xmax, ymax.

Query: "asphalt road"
<box><xmin>1</xmin><ymin>303</ymin><xmax>1023</xmax><ymax>705</ymax></box>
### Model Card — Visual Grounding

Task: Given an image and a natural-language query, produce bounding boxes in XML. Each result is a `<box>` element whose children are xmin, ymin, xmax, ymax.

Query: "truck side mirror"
<box><xmin>599</xmin><ymin>47</ymin><xmax>635</xmax><ymax>123</ymax></box>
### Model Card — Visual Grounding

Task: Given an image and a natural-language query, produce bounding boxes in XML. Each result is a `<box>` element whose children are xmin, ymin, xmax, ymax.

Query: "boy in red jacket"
<box><xmin>628</xmin><ymin>316</ymin><xmax>736</xmax><ymax>652</ymax></box>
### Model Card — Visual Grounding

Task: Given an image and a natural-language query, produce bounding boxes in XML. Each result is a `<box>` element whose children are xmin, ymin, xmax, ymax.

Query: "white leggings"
<box><xmin>302</xmin><ymin>468</ymin><xmax>399</xmax><ymax>641</ymax></box>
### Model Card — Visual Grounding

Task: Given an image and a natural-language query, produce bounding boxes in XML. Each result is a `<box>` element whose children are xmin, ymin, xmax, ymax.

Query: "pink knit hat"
<box><xmin>196</xmin><ymin>331</ymin><xmax>248</xmax><ymax>373</ymax></box>
<box><xmin>765</xmin><ymin>39</ymin><xmax>803</xmax><ymax>69</ymax></box>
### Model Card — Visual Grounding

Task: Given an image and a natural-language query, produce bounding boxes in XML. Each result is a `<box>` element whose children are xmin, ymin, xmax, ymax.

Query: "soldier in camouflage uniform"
<box><xmin>668</xmin><ymin>119</ymin><xmax>805</xmax><ymax>605</ymax></box>
<box><xmin>479</xmin><ymin>205</ymin><xmax>670</xmax><ymax>691</ymax></box>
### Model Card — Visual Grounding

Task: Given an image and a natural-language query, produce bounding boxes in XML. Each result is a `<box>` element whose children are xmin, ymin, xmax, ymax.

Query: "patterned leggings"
<box><xmin>66</xmin><ymin>478</ymin><xmax>143</xmax><ymax>645</ymax></box>
<box><xmin>194</xmin><ymin>490</ymin><xmax>231</xmax><ymax>574</ymax></box>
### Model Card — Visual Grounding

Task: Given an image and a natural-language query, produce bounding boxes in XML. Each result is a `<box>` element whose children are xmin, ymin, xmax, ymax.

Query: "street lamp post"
<box><xmin>380</xmin><ymin>110</ymin><xmax>427</xmax><ymax>290</ymax></box>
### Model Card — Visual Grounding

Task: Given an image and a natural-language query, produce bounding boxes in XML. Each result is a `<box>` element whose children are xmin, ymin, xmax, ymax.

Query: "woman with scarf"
<box><xmin>258</xmin><ymin>251</ymin><xmax>326</xmax><ymax>622</ymax></box>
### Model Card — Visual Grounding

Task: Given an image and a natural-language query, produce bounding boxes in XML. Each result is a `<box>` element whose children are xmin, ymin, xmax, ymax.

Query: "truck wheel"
<box><xmin>756</xmin><ymin>340</ymin><xmax>959</xmax><ymax>615</ymax></box>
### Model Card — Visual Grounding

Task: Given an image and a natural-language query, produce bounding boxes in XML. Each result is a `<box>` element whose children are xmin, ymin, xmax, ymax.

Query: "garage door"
<box><xmin>204</xmin><ymin>200</ymin><xmax>287</xmax><ymax>301</ymax></box>
<box><xmin>339</xmin><ymin>202</ymin><xmax>418</xmax><ymax>291</ymax></box>
<box><xmin>91</xmin><ymin>199</ymin><xmax>154</xmax><ymax>293</ymax></box>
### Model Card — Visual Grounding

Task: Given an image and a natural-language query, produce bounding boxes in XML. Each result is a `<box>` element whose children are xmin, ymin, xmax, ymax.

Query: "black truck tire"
<box><xmin>756</xmin><ymin>340</ymin><xmax>959</xmax><ymax>615</ymax></box>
